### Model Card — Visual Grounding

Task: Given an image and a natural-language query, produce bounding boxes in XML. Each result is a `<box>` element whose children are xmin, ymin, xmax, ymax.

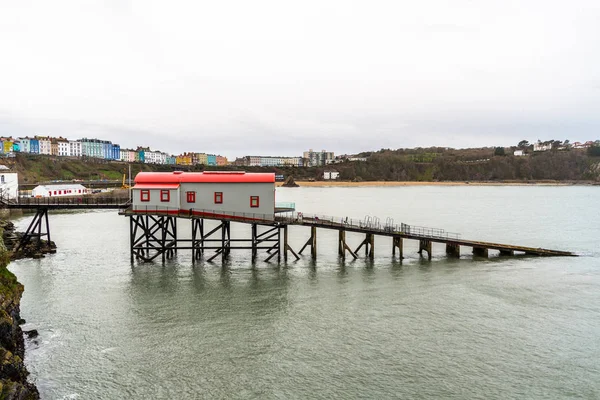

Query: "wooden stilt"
<box><xmin>446</xmin><ymin>243</ymin><xmax>460</xmax><ymax>258</ymax></box>
<box><xmin>392</xmin><ymin>236</ymin><xmax>403</xmax><ymax>259</ymax></box>
<box><xmin>419</xmin><ymin>239</ymin><xmax>432</xmax><ymax>260</ymax></box>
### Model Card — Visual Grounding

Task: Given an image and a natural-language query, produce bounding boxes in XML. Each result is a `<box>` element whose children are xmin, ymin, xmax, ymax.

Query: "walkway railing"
<box><xmin>274</xmin><ymin>212</ymin><xmax>461</xmax><ymax>240</ymax></box>
<box><xmin>126</xmin><ymin>206</ymin><xmax>278</xmax><ymax>222</ymax></box>
<box><xmin>275</xmin><ymin>202</ymin><xmax>296</xmax><ymax>210</ymax></box>
<box><xmin>3</xmin><ymin>196</ymin><xmax>131</xmax><ymax>207</ymax></box>
<box><xmin>127</xmin><ymin>207</ymin><xmax>461</xmax><ymax>240</ymax></box>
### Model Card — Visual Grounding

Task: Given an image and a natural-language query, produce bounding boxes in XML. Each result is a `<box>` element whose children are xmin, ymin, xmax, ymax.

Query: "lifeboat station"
<box><xmin>131</xmin><ymin>171</ymin><xmax>281</xmax><ymax>220</ymax></box>
<box><xmin>127</xmin><ymin>171</ymin><xmax>296</xmax><ymax>262</ymax></box>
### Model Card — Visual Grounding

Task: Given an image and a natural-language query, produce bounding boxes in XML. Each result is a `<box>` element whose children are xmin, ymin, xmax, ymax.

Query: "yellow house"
<box><xmin>3</xmin><ymin>139</ymin><xmax>13</xmax><ymax>154</ymax></box>
<box><xmin>195</xmin><ymin>153</ymin><xmax>208</xmax><ymax>165</ymax></box>
<box><xmin>176</xmin><ymin>154</ymin><xmax>192</xmax><ymax>165</ymax></box>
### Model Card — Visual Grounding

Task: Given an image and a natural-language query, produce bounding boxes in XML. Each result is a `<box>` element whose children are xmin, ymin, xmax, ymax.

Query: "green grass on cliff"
<box><xmin>0</xmin><ymin>227</ymin><xmax>20</xmax><ymax>298</ymax></box>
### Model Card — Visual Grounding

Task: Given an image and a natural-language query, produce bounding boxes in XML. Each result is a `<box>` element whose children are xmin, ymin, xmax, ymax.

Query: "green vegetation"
<box><xmin>0</xmin><ymin>226</ymin><xmax>19</xmax><ymax>297</ymax></box>
<box><xmin>588</xmin><ymin>145</ymin><xmax>600</xmax><ymax>157</ymax></box>
<box><xmin>1</xmin><ymin>146</ymin><xmax>600</xmax><ymax>185</ymax></box>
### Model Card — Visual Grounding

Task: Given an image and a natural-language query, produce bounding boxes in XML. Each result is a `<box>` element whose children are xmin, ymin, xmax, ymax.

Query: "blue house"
<box><xmin>111</xmin><ymin>144</ymin><xmax>120</xmax><ymax>161</ymax></box>
<box><xmin>207</xmin><ymin>154</ymin><xmax>217</xmax><ymax>166</ymax></box>
<box><xmin>30</xmin><ymin>138</ymin><xmax>39</xmax><ymax>154</ymax></box>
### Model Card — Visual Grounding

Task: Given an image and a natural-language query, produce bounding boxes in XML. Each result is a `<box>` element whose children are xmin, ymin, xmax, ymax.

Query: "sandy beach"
<box><xmin>276</xmin><ymin>180</ymin><xmax>584</xmax><ymax>187</ymax></box>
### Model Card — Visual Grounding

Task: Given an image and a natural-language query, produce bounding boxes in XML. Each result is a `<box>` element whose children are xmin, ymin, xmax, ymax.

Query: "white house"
<box><xmin>0</xmin><ymin>165</ymin><xmax>19</xmax><ymax>200</ymax></box>
<box><xmin>131</xmin><ymin>171</ymin><xmax>276</xmax><ymax>220</ymax></box>
<box><xmin>57</xmin><ymin>138</ymin><xmax>70</xmax><ymax>156</ymax></box>
<box><xmin>514</xmin><ymin>150</ymin><xmax>524</xmax><ymax>156</ymax></box>
<box><xmin>18</xmin><ymin>137</ymin><xmax>31</xmax><ymax>153</ymax></box>
<box><xmin>69</xmin><ymin>140</ymin><xmax>83</xmax><ymax>157</ymax></box>
<box><xmin>533</xmin><ymin>142</ymin><xmax>552</xmax><ymax>152</ymax></box>
<box><xmin>32</xmin><ymin>184</ymin><xmax>88</xmax><ymax>197</ymax></box>
<box><xmin>324</xmin><ymin>170</ymin><xmax>340</xmax><ymax>180</ymax></box>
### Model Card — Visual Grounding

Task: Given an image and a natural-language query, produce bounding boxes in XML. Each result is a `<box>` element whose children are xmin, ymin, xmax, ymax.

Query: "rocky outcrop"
<box><xmin>1</xmin><ymin>221</ymin><xmax>56</xmax><ymax>260</ymax></box>
<box><xmin>282</xmin><ymin>176</ymin><xmax>300</xmax><ymax>187</ymax></box>
<box><xmin>0</xmin><ymin>221</ymin><xmax>40</xmax><ymax>399</ymax></box>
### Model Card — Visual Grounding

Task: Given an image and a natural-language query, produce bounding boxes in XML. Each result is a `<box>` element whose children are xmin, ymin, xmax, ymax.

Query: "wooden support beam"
<box><xmin>392</xmin><ymin>236</ymin><xmax>403</xmax><ymax>259</ymax></box>
<box><xmin>419</xmin><ymin>239</ymin><xmax>432</xmax><ymax>260</ymax></box>
<box><xmin>473</xmin><ymin>247</ymin><xmax>489</xmax><ymax>257</ymax></box>
<box><xmin>499</xmin><ymin>249</ymin><xmax>514</xmax><ymax>256</ymax></box>
<box><xmin>299</xmin><ymin>234</ymin><xmax>313</xmax><ymax>255</ymax></box>
<box><xmin>338</xmin><ymin>230</ymin><xmax>358</xmax><ymax>260</ymax></box>
<box><xmin>310</xmin><ymin>226</ymin><xmax>317</xmax><ymax>260</ymax></box>
<box><xmin>446</xmin><ymin>243</ymin><xmax>460</xmax><ymax>258</ymax></box>
<box><xmin>354</xmin><ymin>238</ymin><xmax>368</xmax><ymax>255</ymax></box>
<box><xmin>283</xmin><ymin>225</ymin><xmax>288</xmax><ymax>262</ymax></box>
<box><xmin>286</xmin><ymin>243</ymin><xmax>300</xmax><ymax>260</ymax></box>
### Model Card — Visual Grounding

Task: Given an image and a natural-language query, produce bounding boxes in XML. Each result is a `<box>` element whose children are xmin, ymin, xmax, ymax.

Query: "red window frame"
<box><xmin>214</xmin><ymin>192</ymin><xmax>223</xmax><ymax>204</ymax></box>
<box><xmin>140</xmin><ymin>190</ymin><xmax>150</xmax><ymax>202</ymax></box>
<box><xmin>187</xmin><ymin>191</ymin><xmax>196</xmax><ymax>203</ymax></box>
<box><xmin>160</xmin><ymin>190</ymin><xmax>170</xmax><ymax>202</ymax></box>
<box><xmin>250</xmin><ymin>196</ymin><xmax>259</xmax><ymax>208</ymax></box>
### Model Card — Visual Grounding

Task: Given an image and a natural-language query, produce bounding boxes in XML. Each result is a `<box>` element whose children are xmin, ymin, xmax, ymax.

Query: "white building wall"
<box><xmin>179</xmin><ymin>182</ymin><xmax>275</xmax><ymax>218</ymax></box>
<box><xmin>19</xmin><ymin>139</ymin><xmax>30</xmax><ymax>153</ymax></box>
<box><xmin>132</xmin><ymin>182</ymin><xmax>275</xmax><ymax>218</ymax></box>
<box><xmin>32</xmin><ymin>184</ymin><xmax>87</xmax><ymax>197</ymax></box>
<box><xmin>38</xmin><ymin>139</ymin><xmax>52</xmax><ymax>155</ymax></box>
<box><xmin>69</xmin><ymin>141</ymin><xmax>82</xmax><ymax>157</ymax></box>
<box><xmin>132</xmin><ymin>188</ymin><xmax>180</xmax><ymax>210</ymax></box>
<box><xmin>0</xmin><ymin>172</ymin><xmax>19</xmax><ymax>199</ymax></box>
<box><xmin>58</xmin><ymin>141</ymin><xmax>70</xmax><ymax>156</ymax></box>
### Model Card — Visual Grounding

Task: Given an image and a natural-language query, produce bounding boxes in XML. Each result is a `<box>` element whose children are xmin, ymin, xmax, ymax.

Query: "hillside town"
<box><xmin>2</xmin><ymin>136</ymin><xmax>598</xmax><ymax>170</ymax></box>
<box><xmin>0</xmin><ymin>136</ymin><xmax>360</xmax><ymax>168</ymax></box>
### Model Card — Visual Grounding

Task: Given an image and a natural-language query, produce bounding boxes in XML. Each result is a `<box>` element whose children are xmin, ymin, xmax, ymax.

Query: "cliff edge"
<box><xmin>0</xmin><ymin>221</ymin><xmax>39</xmax><ymax>399</ymax></box>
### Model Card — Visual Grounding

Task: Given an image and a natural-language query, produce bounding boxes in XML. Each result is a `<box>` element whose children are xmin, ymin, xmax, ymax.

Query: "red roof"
<box><xmin>134</xmin><ymin>183</ymin><xmax>180</xmax><ymax>189</ymax></box>
<box><xmin>134</xmin><ymin>171</ymin><xmax>275</xmax><ymax>184</ymax></box>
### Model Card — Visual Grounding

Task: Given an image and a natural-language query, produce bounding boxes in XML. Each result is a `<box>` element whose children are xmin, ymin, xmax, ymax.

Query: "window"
<box><xmin>187</xmin><ymin>191</ymin><xmax>196</xmax><ymax>203</ymax></box>
<box><xmin>160</xmin><ymin>190</ymin><xmax>170</xmax><ymax>202</ymax></box>
<box><xmin>250</xmin><ymin>196</ymin><xmax>259</xmax><ymax>208</ymax></box>
<box><xmin>140</xmin><ymin>190</ymin><xmax>150</xmax><ymax>202</ymax></box>
<box><xmin>214</xmin><ymin>192</ymin><xmax>223</xmax><ymax>204</ymax></box>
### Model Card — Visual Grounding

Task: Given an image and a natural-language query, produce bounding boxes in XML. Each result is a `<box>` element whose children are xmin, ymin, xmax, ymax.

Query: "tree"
<box><xmin>518</xmin><ymin>140</ymin><xmax>530</xmax><ymax>149</ymax></box>
<box><xmin>494</xmin><ymin>147</ymin><xmax>505</xmax><ymax>156</ymax></box>
<box><xmin>588</xmin><ymin>145</ymin><xmax>600</xmax><ymax>157</ymax></box>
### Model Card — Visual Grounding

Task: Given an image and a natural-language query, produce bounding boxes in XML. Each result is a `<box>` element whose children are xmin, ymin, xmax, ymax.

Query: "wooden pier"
<box><xmin>120</xmin><ymin>208</ymin><xmax>576</xmax><ymax>262</ymax></box>
<box><xmin>1</xmin><ymin>197</ymin><xmax>576</xmax><ymax>262</ymax></box>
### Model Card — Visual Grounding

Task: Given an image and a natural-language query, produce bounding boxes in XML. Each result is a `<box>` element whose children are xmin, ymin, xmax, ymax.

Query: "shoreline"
<box><xmin>277</xmin><ymin>180</ymin><xmax>598</xmax><ymax>187</ymax></box>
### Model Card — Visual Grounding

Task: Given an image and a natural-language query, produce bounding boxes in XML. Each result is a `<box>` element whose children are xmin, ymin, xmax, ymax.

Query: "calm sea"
<box><xmin>8</xmin><ymin>186</ymin><xmax>600</xmax><ymax>399</ymax></box>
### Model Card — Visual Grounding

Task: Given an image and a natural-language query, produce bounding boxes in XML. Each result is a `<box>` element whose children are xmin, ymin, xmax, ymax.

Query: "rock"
<box><xmin>282</xmin><ymin>176</ymin><xmax>300</xmax><ymax>187</ymax></box>
<box><xmin>17</xmin><ymin>320</ymin><xmax>25</xmax><ymax>326</ymax></box>
<box><xmin>23</xmin><ymin>330</ymin><xmax>38</xmax><ymax>339</ymax></box>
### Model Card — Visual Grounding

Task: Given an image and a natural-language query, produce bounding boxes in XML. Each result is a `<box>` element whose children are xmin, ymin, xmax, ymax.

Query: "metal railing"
<box><xmin>275</xmin><ymin>202</ymin><xmax>296</xmax><ymax>209</ymax></box>
<box><xmin>127</xmin><ymin>206</ymin><xmax>278</xmax><ymax>222</ymax></box>
<box><xmin>4</xmin><ymin>196</ymin><xmax>131</xmax><ymax>207</ymax></box>
<box><xmin>274</xmin><ymin>212</ymin><xmax>461</xmax><ymax>240</ymax></box>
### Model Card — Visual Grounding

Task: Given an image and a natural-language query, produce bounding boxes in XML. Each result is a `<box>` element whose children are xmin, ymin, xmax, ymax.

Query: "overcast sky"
<box><xmin>1</xmin><ymin>0</ymin><xmax>598</xmax><ymax>159</ymax></box>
